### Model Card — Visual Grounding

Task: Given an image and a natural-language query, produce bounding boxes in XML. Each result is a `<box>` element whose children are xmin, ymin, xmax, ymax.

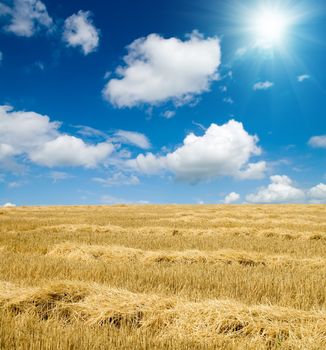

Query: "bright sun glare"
<box><xmin>252</xmin><ymin>9</ymin><xmax>289</xmax><ymax>46</ymax></box>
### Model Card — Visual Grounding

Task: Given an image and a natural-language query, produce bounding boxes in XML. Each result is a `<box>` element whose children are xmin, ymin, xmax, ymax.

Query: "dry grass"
<box><xmin>0</xmin><ymin>204</ymin><xmax>325</xmax><ymax>349</ymax></box>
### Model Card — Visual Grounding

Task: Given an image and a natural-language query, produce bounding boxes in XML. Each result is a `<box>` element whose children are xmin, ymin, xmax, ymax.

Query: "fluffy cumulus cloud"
<box><xmin>0</xmin><ymin>143</ymin><xmax>16</xmax><ymax>159</ymax></box>
<box><xmin>307</xmin><ymin>183</ymin><xmax>326</xmax><ymax>203</ymax></box>
<box><xmin>113</xmin><ymin>130</ymin><xmax>151</xmax><ymax>149</ymax></box>
<box><xmin>128</xmin><ymin>120</ymin><xmax>266</xmax><ymax>183</ymax></box>
<box><xmin>0</xmin><ymin>105</ymin><xmax>113</xmax><ymax>168</ymax></box>
<box><xmin>0</xmin><ymin>105</ymin><xmax>59</xmax><ymax>154</ymax></box>
<box><xmin>224</xmin><ymin>192</ymin><xmax>240</xmax><ymax>204</ymax></box>
<box><xmin>246</xmin><ymin>175</ymin><xmax>305</xmax><ymax>203</ymax></box>
<box><xmin>29</xmin><ymin>135</ymin><xmax>113</xmax><ymax>168</ymax></box>
<box><xmin>0</xmin><ymin>0</ymin><xmax>52</xmax><ymax>37</ymax></box>
<box><xmin>236</xmin><ymin>161</ymin><xmax>267</xmax><ymax>180</ymax></box>
<box><xmin>63</xmin><ymin>10</ymin><xmax>100</xmax><ymax>55</ymax></box>
<box><xmin>253</xmin><ymin>81</ymin><xmax>274</xmax><ymax>91</ymax></box>
<box><xmin>103</xmin><ymin>31</ymin><xmax>221</xmax><ymax>107</ymax></box>
<box><xmin>308</xmin><ymin>135</ymin><xmax>326</xmax><ymax>149</ymax></box>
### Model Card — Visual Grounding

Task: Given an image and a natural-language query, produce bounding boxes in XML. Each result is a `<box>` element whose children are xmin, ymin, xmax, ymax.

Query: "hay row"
<box><xmin>4</xmin><ymin>222</ymin><xmax>324</xmax><ymax>242</ymax></box>
<box><xmin>46</xmin><ymin>243</ymin><xmax>326</xmax><ymax>268</ymax></box>
<box><xmin>0</xmin><ymin>280</ymin><xmax>326</xmax><ymax>347</ymax></box>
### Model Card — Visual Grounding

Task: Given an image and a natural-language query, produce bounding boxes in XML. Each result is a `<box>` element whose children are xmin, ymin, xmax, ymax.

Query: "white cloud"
<box><xmin>308</xmin><ymin>135</ymin><xmax>326</xmax><ymax>149</ymax></box>
<box><xmin>1</xmin><ymin>0</ymin><xmax>52</xmax><ymax>37</ymax></box>
<box><xmin>307</xmin><ymin>183</ymin><xmax>326</xmax><ymax>203</ymax></box>
<box><xmin>0</xmin><ymin>143</ymin><xmax>16</xmax><ymax>159</ymax></box>
<box><xmin>93</xmin><ymin>172</ymin><xmax>140</xmax><ymax>187</ymax></box>
<box><xmin>236</xmin><ymin>161</ymin><xmax>266</xmax><ymax>180</ymax></box>
<box><xmin>29</xmin><ymin>135</ymin><xmax>113</xmax><ymax>168</ymax></box>
<box><xmin>0</xmin><ymin>105</ymin><xmax>59</xmax><ymax>151</ymax></box>
<box><xmin>253</xmin><ymin>81</ymin><xmax>274</xmax><ymax>91</ymax></box>
<box><xmin>247</xmin><ymin>178</ymin><xmax>326</xmax><ymax>204</ymax></box>
<box><xmin>0</xmin><ymin>105</ymin><xmax>114</xmax><ymax>168</ymax></box>
<box><xmin>128</xmin><ymin>153</ymin><xmax>164</xmax><ymax>175</ymax></box>
<box><xmin>298</xmin><ymin>74</ymin><xmax>310</xmax><ymax>82</ymax></box>
<box><xmin>103</xmin><ymin>31</ymin><xmax>221</xmax><ymax>107</ymax></box>
<box><xmin>224</xmin><ymin>192</ymin><xmax>240</xmax><ymax>204</ymax></box>
<box><xmin>63</xmin><ymin>10</ymin><xmax>100</xmax><ymax>55</ymax></box>
<box><xmin>113</xmin><ymin>130</ymin><xmax>151</xmax><ymax>149</ymax></box>
<box><xmin>246</xmin><ymin>175</ymin><xmax>305</xmax><ymax>203</ymax></box>
<box><xmin>128</xmin><ymin>120</ymin><xmax>266</xmax><ymax>183</ymax></box>
<box><xmin>3</xmin><ymin>202</ymin><xmax>16</xmax><ymax>207</ymax></box>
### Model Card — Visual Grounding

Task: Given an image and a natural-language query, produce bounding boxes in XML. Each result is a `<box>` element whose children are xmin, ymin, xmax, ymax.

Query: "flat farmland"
<box><xmin>0</xmin><ymin>205</ymin><xmax>325</xmax><ymax>349</ymax></box>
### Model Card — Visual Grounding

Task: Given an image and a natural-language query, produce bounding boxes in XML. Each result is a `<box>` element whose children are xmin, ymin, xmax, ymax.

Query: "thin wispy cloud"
<box><xmin>297</xmin><ymin>74</ymin><xmax>310</xmax><ymax>82</ymax></box>
<box><xmin>253</xmin><ymin>81</ymin><xmax>274</xmax><ymax>90</ymax></box>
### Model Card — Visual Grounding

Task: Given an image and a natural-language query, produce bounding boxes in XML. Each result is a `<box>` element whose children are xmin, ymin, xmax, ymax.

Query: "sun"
<box><xmin>251</xmin><ymin>8</ymin><xmax>290</xmax><ymax>46</ymax></box>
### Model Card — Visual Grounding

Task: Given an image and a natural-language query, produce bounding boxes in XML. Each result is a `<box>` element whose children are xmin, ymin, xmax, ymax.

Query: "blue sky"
<box><xmin>0</xmin><ymin>0</ymin><xmax>325</xmax><ymax>205</ymax></box>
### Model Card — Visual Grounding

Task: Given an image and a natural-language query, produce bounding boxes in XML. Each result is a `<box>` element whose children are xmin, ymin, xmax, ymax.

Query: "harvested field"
<box><xmin>0</xmin><ymin>204</ymin><xmax>325</xmax><ymax>349</ymax></box>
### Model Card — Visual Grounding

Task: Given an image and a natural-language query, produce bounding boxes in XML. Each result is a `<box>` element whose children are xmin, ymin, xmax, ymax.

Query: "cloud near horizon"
<box><xmin>3</xmin><ymin>202</ymin><xmax>16</xmax><ymax>207</ymax></box>
<box><xmin>246</xmin><ymin>175</ymin><xmax>326</xmax><ymax>203</ymax></box>
<box><xmin>246</xmin><ymin>175</ymin><xmax>305</xmax><ymax>203</ymax></box>
<box><xmin>307</xmin><ymin>183</ymin><xmax>326</xmax><ymax>203</ymax></box>
<box><xmin>127</xmin><ymin>120</ymin><xmax>266</xmax><ymax>183</ymax></box>
<box><xmin>224</xmin><ymin>192</ymin><xmax>240</xmax><ymax>204</ymax></box>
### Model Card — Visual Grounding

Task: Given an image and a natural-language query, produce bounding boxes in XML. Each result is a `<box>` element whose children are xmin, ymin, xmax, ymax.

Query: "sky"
<box><xmin>0</xmin><ymin>0</ymin><xmax>325</xmax><ymax>206</ymax></box>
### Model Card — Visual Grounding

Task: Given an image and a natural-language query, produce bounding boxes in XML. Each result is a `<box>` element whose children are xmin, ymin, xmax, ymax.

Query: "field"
<box><xmin>0</xmin><ymin>205</ymin><xmax>326</xmax><ymax>349</ymax></box>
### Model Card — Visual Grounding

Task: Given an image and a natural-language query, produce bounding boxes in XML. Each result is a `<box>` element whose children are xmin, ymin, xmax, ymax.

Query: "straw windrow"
<box><xmin>47</xmin><ymin>242</ymin><xmax>326</xmax><ymax>268</ymax></box>
<box><xmin>1</xmin><ymin>281</ymin><xmax>326</xmax><ymax>347</ymax></box>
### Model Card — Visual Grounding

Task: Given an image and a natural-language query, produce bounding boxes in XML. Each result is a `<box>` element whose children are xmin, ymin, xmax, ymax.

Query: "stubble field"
<box><xmin>0</xmin><ymin>204</ymin><xmax>325</xmax><ymax>349</ymax></box>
